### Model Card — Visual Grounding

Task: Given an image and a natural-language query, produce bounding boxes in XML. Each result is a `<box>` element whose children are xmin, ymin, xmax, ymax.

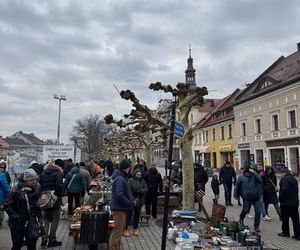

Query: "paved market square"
<box><xmin>0</xmin><ymin>171</ymin><xmax>299</xmax><ymax>250</ymax></box>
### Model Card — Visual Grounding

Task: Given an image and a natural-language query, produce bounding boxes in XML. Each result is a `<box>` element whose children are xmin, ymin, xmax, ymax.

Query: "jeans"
<box><xmin>223</xmin><ymin>183</ymin><xmax>232</xmax><ymax>204</ymax></box>
<box><xmin>110</xmin><ymin>211</ymin><xmax>126</xmax><ymax>250</ymax></box>
<box><xmin>43</xmin><ymin>207</ymin><xmax>61</xmax><ymax>240</ymax></box>
<box><xmin>265</xmin><ymin>202</ymin><xmax>281</xmax><ymax>217</ymax></box>
<box><xmin>259</xmin><ymin>196</ymin><xmax>267</xmax><ymax>217</ymax></box>
<box><xmin>67</xmin><ymin>192</ymin><xmax>80</xmax><ymax>215</ymax></box>
<box><xmin>213</xmin><ymin>194</ymin><xmax>219</xmax><ymax>203</ymax></box>
<box><xmin>9</xmin><ymin>218</ymin><xmax>38</xmax><ymax>250</ymax></box>
<box><xmin>281</xmin><ymin>205</ymin><xmax>300</xmax><ymax>237</ymax></box>
<box><xmin>240</xmin><ymin>199</ymin><xmax>261</xmax><ymax>227</ymax></box>
<box><xmin>146</xmin><ymin>191</ymin><xmax>158</xmax><ymax>218</ymax></box>
<box><xmin>126</xmin><ymin>205</ymin><xmax>142</xmax><ymax>229</ymax></box>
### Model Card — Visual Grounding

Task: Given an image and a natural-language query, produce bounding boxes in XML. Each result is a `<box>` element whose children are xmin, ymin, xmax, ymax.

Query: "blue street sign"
<box><xmin>174</xmin><ymin>121</ymin><xmax>185</xmax><ymax>138</ymax></box>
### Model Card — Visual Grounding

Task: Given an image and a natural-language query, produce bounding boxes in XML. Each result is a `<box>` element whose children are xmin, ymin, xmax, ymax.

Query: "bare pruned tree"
<box><xmin>70</xmin><ymin>114</ymin><xmax>117</xmax><ymax>160</ymax></box>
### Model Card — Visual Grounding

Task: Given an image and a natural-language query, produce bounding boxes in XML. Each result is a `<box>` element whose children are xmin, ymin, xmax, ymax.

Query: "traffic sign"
<box><xmin>174</xmin><ymin>121</ymin><xmax>185</xmax><ymax>138</ymax></box>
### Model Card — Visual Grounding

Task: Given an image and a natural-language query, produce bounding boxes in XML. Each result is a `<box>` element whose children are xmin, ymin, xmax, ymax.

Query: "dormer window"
<box><xmin>255</xmin><ymin>76</ymin><xmax>278</xmax><ymax>92</ymax></box>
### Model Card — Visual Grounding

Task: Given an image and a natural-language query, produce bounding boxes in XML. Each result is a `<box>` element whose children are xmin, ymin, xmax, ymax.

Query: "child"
<box><xmin>211</xmin><ymin>175</ymin><xmax>221</xmax><ymax>204</ymax></box>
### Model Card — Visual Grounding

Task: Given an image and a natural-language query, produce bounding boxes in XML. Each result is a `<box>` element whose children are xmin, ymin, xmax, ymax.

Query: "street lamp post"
<box><xmin>53</xmin><ymin>94</ymin><xmax>66</xmax><ymax>144</ymax></box>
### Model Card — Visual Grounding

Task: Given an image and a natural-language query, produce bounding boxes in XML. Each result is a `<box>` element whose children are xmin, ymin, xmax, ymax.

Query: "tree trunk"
<box><xmin>180</xmin><ymin>135</ymin><xmax>195</xmax><ymax>210</ymax></box>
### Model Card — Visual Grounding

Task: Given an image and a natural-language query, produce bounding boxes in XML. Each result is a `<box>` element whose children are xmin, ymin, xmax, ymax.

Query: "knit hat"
<box><xmin>0</xmin><ymin>161</ymin><xmax>7</xmax><ymax>169</ymax></box>
<box><xmin>30</xmin><ymin>160</ymin><xmax>38</xmax><ymax>166</ymax></box>
<box><xmin>23</xmin><ymin>169</ymin><xmax>38</xmax><ymax>181</ymax></box>
<box><xmin>119</xmin><ymin>159</ymin><xmax>131</xmax><ymax>170</ymax></box>
<box><xmin>280</xmin><ymin>166</ymin><xmax>290</xmax><ymax>174</ymax></box>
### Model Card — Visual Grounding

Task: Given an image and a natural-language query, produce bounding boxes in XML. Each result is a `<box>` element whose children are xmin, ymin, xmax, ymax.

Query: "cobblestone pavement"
<box><xmin>0</xmin><ymin>172</ymin><xmax>299</xmax><ymax>249</ymax></box>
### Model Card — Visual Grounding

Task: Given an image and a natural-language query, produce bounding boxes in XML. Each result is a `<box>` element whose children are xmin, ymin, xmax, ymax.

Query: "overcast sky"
<box><xmin>0</xmin><ymin>0</ymin><xmax>300</xmax><ymax>144</ymax></box>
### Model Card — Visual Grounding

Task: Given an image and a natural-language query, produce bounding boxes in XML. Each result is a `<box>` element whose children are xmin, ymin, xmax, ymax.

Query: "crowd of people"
<box><xmin>0</xmin><ymin>157</ymin><xmax>300</xmax><ymax>250</ymax></box>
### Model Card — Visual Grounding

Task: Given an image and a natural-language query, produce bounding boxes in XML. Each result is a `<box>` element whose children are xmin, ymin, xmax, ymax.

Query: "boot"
<box><xmin>48</xmin><ymin>239</ymin><xmax>62</xmax><ymax>247</ymax></box>
<box><xmin>132</xmin><ymin>229</ymin><xmax>139</xmax><ymax>236</ymax></box>
<box><xmin>123</xmin><ymin>229</ymin><xmax>131</xmax><ymax>237</ymax></box>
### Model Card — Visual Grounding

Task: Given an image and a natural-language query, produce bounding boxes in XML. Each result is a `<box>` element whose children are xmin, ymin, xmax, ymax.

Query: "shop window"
<box><xmin>288</xmin><ymin>110</ymin><xmax>297</xmax><ymax>128</ymax></box>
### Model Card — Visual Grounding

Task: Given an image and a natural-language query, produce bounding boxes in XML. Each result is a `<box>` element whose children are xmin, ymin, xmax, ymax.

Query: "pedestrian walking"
<box><xmin>144</xmin><ymin>166</ymin><xmax>163</xmax><ymax>219</ymax></box>
<box><xmin>4</xmin><ymin>169</ymin><xmax>42</xmax><ymax>250</ymax></box>
<box><xmin>234</xmin><ymin>166</ymin><xmax>262</xmax><ymax>232</ymax></box>
<box><xmin>211</xmin><ymin>175</ymin><xmax>221</xmax><ymax>204</ymax></box>
<box><xmin>262</xmin><ymin>166</ymin><xmax>281</xmax><ymax>219</ymax></box>
<box><xmin>39</xmin><ymin>163</ymin><xmax>64</xmax><ymax>247</ymax></box>
<box><xmin>255</xmin><ymin>164</ymin><xmax>270</xmax><ymax>221</ymax></box>
<box><xmin>0</xmin><ymin>161</ymin><xmax>11</xmax><ymax>187</ymax></box>
<box><xmin>109</xmin><ymin>159</ymin><xmax>133</xmax><ymax>250</ymax></box>
<box><xmin>194</xmin><ymin>163</ymin><xmax>208</xmax><ymax>210</ymax></box>
<box><xmin>64</xmin><ymin>165</ymin><xmax>86</xmax><ymax>216</ymax></box>
<box><xmin>277</xmin><ymin>167</ymin><xmax>300</xmax><ymax>240</ymax></box>
<box><xmin>219</xmin><ymin>161</ymin><xmax>236</xmax><ymax>206</ymax></box>
<box><xmin>79</xmin><ymin>161</ymin><xmax>91</xmax><ymax>201</ymax></box>
<box><xmin>0</xmin><ymin>164</ymin><xmax>10</xmax><ymax>229</ymax></box>
<box><xmin>91</xmin><ymin>160</ymin><xmax>105</xmax><ymax>178</ymax></box>
<box><xmin>124</xmin><ymin>169</ymin><xmax>148</xmax><ymax>237</ymax></box>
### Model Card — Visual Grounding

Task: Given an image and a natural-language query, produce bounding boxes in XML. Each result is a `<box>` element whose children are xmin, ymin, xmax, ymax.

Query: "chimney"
<box><xmin>298</xmin><ymin>42</ymin><xmax>300</xmax><ymax>51</ymax></box>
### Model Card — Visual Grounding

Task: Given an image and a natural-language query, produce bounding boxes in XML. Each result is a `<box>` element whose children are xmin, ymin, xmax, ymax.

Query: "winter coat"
<box><xmin>0</xmin><ymin>172</ymin><xmax>10</xmax><ymax>204</ymax></box>
<box><xmin>4</xmin><ymin>182</ymin><xmax>42</xmax><ymax>225</ymax></box>
<box><xmin>219</xmin><ymin>164</ymin><xmax>236</xmax><ymax>185</ymax></box>
<box><xmin>144</xmin><ymin>167</ymin><xmax>163</xmax><ymax>193</ymax></box>
<box><xmin>194</xmin><ymin>166</ymin><xmax>209</xmax><ymax>192</ymax></box>
<box><xmin>39</xmin><ymin>164</ymin><xmax>64</xmax><ymax>208</ymax></box>
<box><xmin>279</xmin><ymin>173</ymin><xmax>299</xmax><ymax>207</ymax></box>
<box><xmin>211</xmin><ymin>178</ymin><xmax>220</xmax><ymax>195</ymax></box>
<box><xmin>234</xmin><ymin>171</ymin><xmax>262</xmax><ymax>201</ymax></box>
<box><xmin>110</xmin><ymin>169</ymin><xmax>132</xmax><ymax>212</ymax></box>
<box><xmin>129</xmin><ymin>170</ymin><xmax>148</xmax><ymax>206</ymax></box>
<box><xmin>64</xmin><ymin>167</ymin><xmax>86</xmax><ymax>195</ymax></box>
<box><xmin>63</xmin><ymin>162</ymin><xmax>74</xmax><ymax>178</ymax></box>
<box><xmin>80</xmin><ymin>168</ymin><xmax>91</xmax><ymax>192</ymax></box>
<box><xmin>262</xmin><ymin>169</ymin><xmax>278</xmax><ymax>204</ymax></box>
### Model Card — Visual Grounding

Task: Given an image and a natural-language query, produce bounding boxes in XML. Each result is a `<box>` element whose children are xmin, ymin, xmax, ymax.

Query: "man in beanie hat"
<box><xmin>5</xmin><ymin>168</ymin><xmax>43</xmax><ymax>249</ymax></box>
<box><xmin>278</xmin><ymin>166</ymin><xmax>300</xmax><ymax>240</ymax></box>
<box><xmin>109</xmin><ymin>159</ymin><xmax>133</xmax><ymax>250</ymax></box>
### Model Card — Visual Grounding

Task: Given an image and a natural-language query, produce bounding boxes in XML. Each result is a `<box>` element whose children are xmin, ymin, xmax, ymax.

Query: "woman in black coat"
<box><xmin>263</xmin><ymin>167</ymin><xmax>281</xmax><ymax>218</ymax></box>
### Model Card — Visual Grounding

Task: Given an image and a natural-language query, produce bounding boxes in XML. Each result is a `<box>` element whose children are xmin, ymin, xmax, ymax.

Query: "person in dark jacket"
<box><xmin>110</xmin><ymin>159</ymin><xmax>133</xmax><ymax>250</ymax></box>
<box><xmin>194</xmin><ymin>163</ymin><xmax>209</xmax><ymax>210</ymax></box>
<box><xmin>39</xmin><ymin>163</ymin><xmax>64</xmax><ymax>247</ymax></box>
<box><xmin>0</xmin><ymin>165</ymin><xmax>10</xmax><ymax>229</ymax></box>
<box><xmin>133</xmin><ymin>159</ymin><xmax>148</xmax><ymax>175</ymax></box>
<box><xmin>105</xmin><ymin>159</ymin><xmax>114</xmax><ymax>177</ymax></box>
<box><xmin>144</xmin><ymin>166</ymin><xmax>163</xmax><ymax>219</ymax></box>
<box><xmin>124</xmin><ymin>169</ymin><xmax>148</xmax><ymax>237</ymax></box>
<box><xmin>0</xmin><ymin>161</ymin><xmax>11</xmax><ymax>187</ymax></box>
<box><xmin>219</xmin><ymin>161</ymin><xmax>236</xmax><ymax>206</ymax></box>
<box><xmin>211</xmin><ymin>175</ymin><xmax>221</xmax><ymax>204</ymax></box>
<box><xmin>234</xmin><ymin>166</ymin><xmax>262</xmax><ymax>232</ymax></box>
<box><xmin>4</xmin><ymin>169</ymin><xmax>42</xmax><ymax>250</ymax></box>
<box><xmin>262</xmin><ymin>166</ymin><xmax>280</xmax><ymax>219</ymax></box>
<box><xmin>170</xmin><ymin>162</ymin><xmax>181</xmax><ymax>185</ymax></box>
<box><xmin>277</xmin><ymin>167</ymin><xmax>300</xmax><ymax>240</ymax></box>
<box><xmin>64</xmin><ymin>166</ymin><xmax>86</xmax><ymax>216</ymax></box>
<box><xmin>63</xmin><ymin>158</ymin><xmax>74</xmax><ymax>178</ymax></box>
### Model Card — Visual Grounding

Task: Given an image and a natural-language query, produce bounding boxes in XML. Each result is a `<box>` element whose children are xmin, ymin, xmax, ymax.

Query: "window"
<box><xmin>241</xmin><ymin>122</ymin><xmax>246</xmax><ymax>136</ymax></box>
<box><xmin>255</xmin><ymin>119</ymin><xmax>261</xmax><ymax>134</ymax></box>
<box><xmin>288</xmin><ymin>110</ymin><xmax>296</xmax><ymax>128</ymax></box>
<box><xmin>212</xmin><ymin>128</ymin><xmax>216</xmax><ymax>141</ymax></box>
<box><xmin>272</xmin><ymin>114</ymin><xmax>279</xmax><ymax>131</ymax></box>
<box><xmin>205</xmin><ymin>130</ymin><xmax>208</xmax><ymax>142</ymax></box>
<box><xmin>228</xmin><ymin>124</ymin><xmax>232</xmax><ymax>139</ymax></box>
<box><xmin>199</xmin><ymin>133</ymin><xmax>202</xmax><ymax>144</ymax></box>
<box><xmin>221</xmin><ymin>126</ymin><xmax>225</xmax><ymax>140</ymax></box>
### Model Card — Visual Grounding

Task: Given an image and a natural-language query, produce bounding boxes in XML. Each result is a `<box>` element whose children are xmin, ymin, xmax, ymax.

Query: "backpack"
<box><xmin>37</xmin><ymin>190</ymin><xmax>57</xmax><ymax>209</ymax></box>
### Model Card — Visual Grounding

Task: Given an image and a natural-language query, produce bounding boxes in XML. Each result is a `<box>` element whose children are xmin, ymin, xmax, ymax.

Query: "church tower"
<box><xmin>185</xmin><ymin>44</ymin><xmax>196</xmax><ymax>86</ymax></box>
